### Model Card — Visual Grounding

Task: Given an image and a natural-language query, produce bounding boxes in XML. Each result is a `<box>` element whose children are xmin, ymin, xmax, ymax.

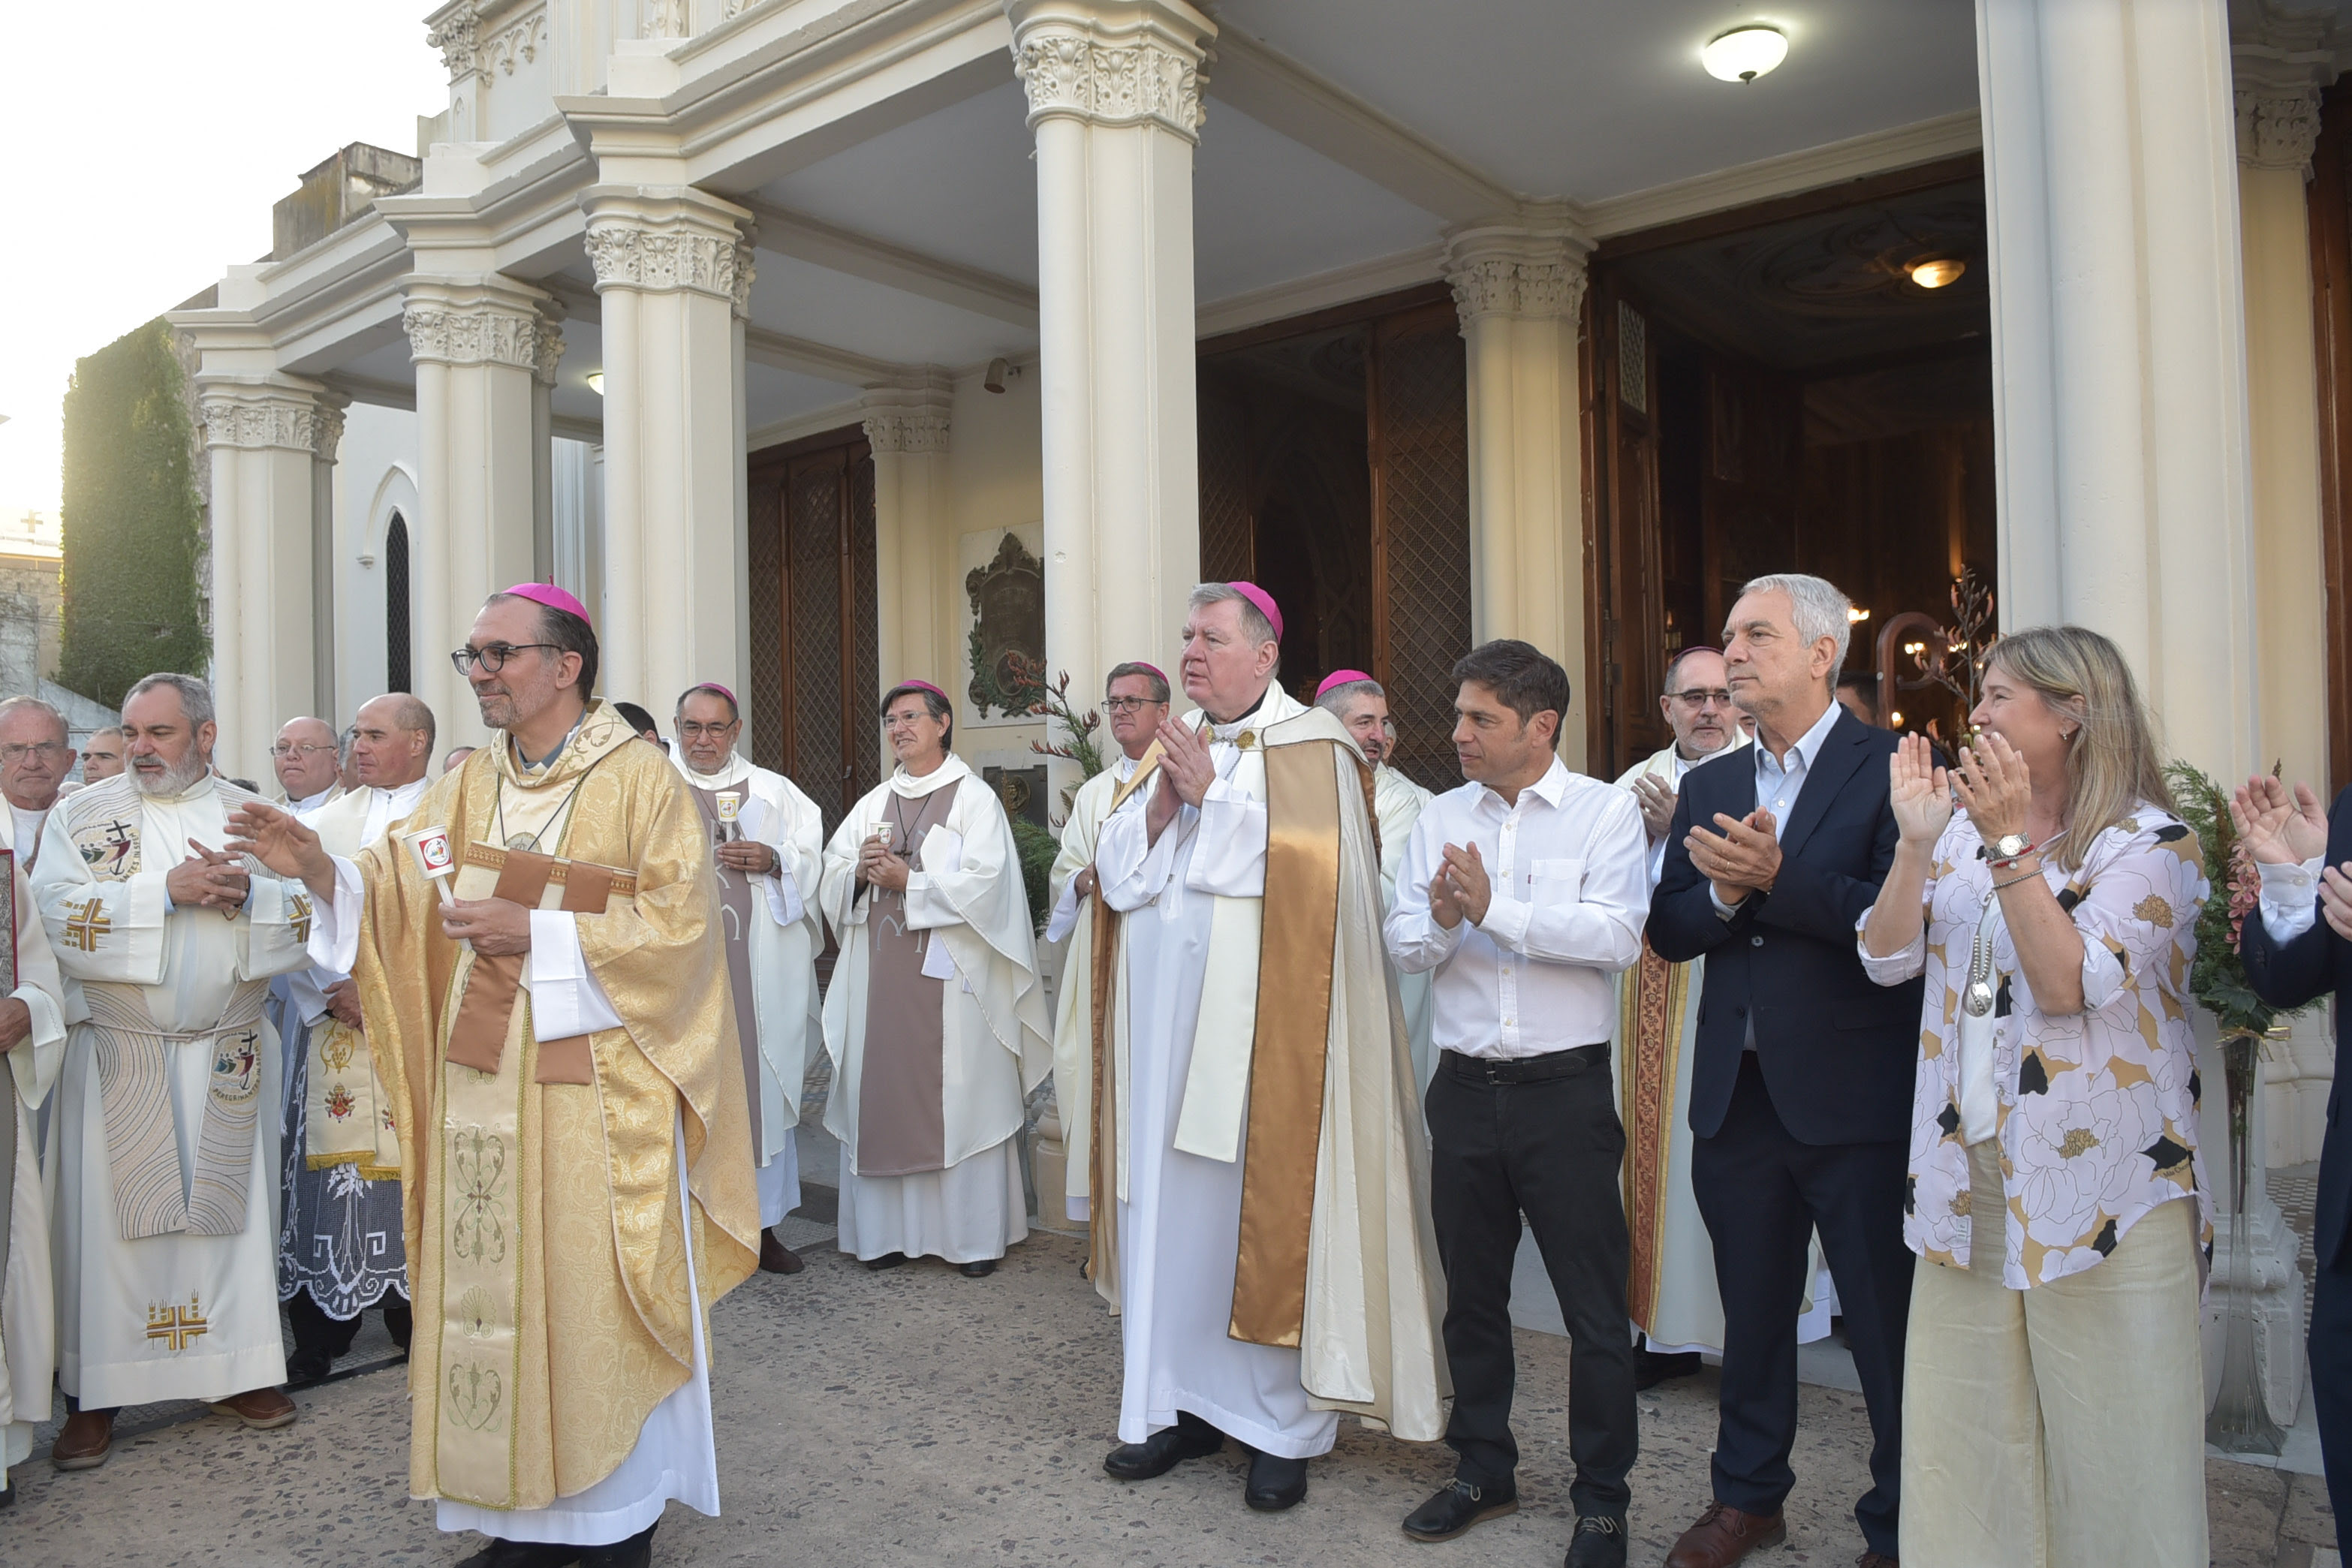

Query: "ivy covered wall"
<box><xmin>58</xmin><ymin>318</ymin><xmax>210</xmax><ymax>708</ymax></box>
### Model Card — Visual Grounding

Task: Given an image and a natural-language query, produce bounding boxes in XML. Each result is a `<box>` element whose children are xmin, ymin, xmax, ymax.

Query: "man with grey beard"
<box><xmin>31</xmin><ymin>673</ymin><xmax>312</xmax><ymax>1470</ymax></box>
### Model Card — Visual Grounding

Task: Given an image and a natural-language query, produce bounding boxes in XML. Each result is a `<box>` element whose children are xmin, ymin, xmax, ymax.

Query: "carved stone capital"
<box><xmin>861</xmin><ymin>409</ymin><xmax>951</xmax><ymax>455</ymax></box>
<box><xmin>1444</xmin><ymin>228</ymin><xmax>1592</xmax><ymax>327</ymax></box>
<box><xmin>402</xmin><ymin>299</ymin><xmax>562</xmax><ymax>374</ymax></box>
<box><xmin>1010</xmin><ymin>5</ymin><xmax>1210</xmax><ymax>139</ymax></box>
<box><xmin>2236</xmin><ymin>83</ymin><xmax>2325</xmax><ymax>173</ymax></box>
<box><xmin>731</xmin><ymin>238</ymin><xmax>757</xmax><ymax>320</ymax></box>
<box><xmin>584</xmin><ymin>224</ymin><xmax>745</xmax><ymax>301</ymax></box>
<box><xmin>2231</xmin><ymin>2</ymin><xmax>2337</xmax><ymax>176</ymax></box>
<box><xmin>197</xmin><ymin>390</ymin><xmax>343</xmax><ymax>455</ymax></box>
<box><xmin>426</xmin><ymin>1</ymin><xmax>480</xmax><ymax>82</ymax></box>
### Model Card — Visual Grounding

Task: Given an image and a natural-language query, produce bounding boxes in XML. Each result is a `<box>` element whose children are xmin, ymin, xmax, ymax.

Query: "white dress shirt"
<box><xmin>1384</xmin><ymin>757</ymin><xmax>1649</xmax><ymax>1059</ymax></box>
<box><xmin>1707</xmin><ymin>698</ymin><xmax>1844</xmax><ymax>919</ymax></box>
<box><xmin>2257</xmin><ymin>856</ymin><xmax>2326</xmax><ymax>941</ymax></box>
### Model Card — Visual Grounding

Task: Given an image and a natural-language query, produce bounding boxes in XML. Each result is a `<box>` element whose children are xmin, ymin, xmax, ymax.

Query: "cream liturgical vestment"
<box><xmin>1</xmin><ymin>854</ymin><xmax>68</xmax><ymax>1488</ymax></box>
<box><xmin>818</xmin><ymin>757</ymin><xmax>1051</xmax><ymax>1264</ymax></box>
<box><xmin>312</xmin><ymin>702</ymin><xmax>758</xmax><ymax>1541</ymax></box>
<box><xmin>1045</xmin><ymin>755</ymin><xmax>1134</xmax><ymax>1229</ymax></box>
<box><xmin>1371</xmin><ymin>763</ymin><xmax>1437</xmax><ymax>1094</ymax></box>
<box><xmin>671</xmin><ymin>748</ymin><xmax>824</xmax><ymax>1228</ymax></box>
<box><xmin>35</xmin><ymin>774</ymin><xmax>312</xmax><ymax>1407</ymax></box>
<box><xmin>1092</xmin><ymin>687</ymin><xmax>1447</xmax><ymax>1458</ymax></box>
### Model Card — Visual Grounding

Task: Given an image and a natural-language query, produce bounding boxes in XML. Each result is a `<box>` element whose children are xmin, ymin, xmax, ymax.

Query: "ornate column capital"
<box><xmin>861</xmin><ymin>408</ymin><xmax>952</xmax><ymax>455</ymax></box>
<box><xmin>580</xmin><ymin>187</ymin><xmax>754</xmax><ymax>304</ymax></box>
<box><xmin>1443</xmin><ymin>227</ymin><xmax>1593</xmax><ymax>328</ymax></box>
<box><xmin>401</xmin><ymin>287</ymin><xmax>563</xmax><ymax>376</ymax></box>
<box><xmin>2230</xmin><ymin>2</ymin><xmax>2337</xmax><ymax>175</ymax></box>
<box><xmin>1008</xmin><ymin>0</ymin><xmax>1214</xmax><ymax>140</ymax></box>
<box><xmin>195</xmin><ymin>384</ymin><xmax>343</xmax><ymax>455</ymax></box>
<box><xmin>425</xmin><ymin>0</ymin><xmax>481</xmax><ymax>82</ymax></box>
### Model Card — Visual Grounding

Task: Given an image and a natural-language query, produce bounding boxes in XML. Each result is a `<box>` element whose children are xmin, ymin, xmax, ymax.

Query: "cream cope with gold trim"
<box><xmin>1091</xmin><ymin>689</ymin><xmax>1448</xmax><ymax>1440</ymax></box>
<box><xmin>1</xmin><ymin>852</ymin><xmax>68</xmax><ymax>1487</ymax></box>
<box><xmin>314</xmin><ymin>701</ymin><xmax>758</xmax><ymax>1511</ymax></box>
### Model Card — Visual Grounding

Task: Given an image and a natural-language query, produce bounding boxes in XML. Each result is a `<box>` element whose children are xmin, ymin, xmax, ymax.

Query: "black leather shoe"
<box><xmin>1634</xmin><ymin>1347</ymin><xmax>1703</xmax><ymax>1390</ymax></box>
<box><xmin>863</xmin><ymin>1252</ymin><xmax>908</xmax><ymax>1271</ymax></box>
<box><xmin>0</xmin><ymin>1478</ymin><xmax>15</xmax><ymax>1508</ymax></box>
<box><xmin>1565</xmin><ymin>1513</ymin><xmax>1628</xmax><ymax>1568</ymax></box>
<box><xmin>285</xmin><ymin>1350</ymin><xmax>333</xmax><ymax>1391</ymax></box>
<box><xmin>1104</xmin><ymin>1413</ymin><xmax>1224</xmax><ymax>1479</ymax></box>
<box><xmin>1244</xmin><ymin>1451</ymin><xmax>1309</xmax><ymax>1512</ymax></box>
<box><xmin>1402</xmin><ymin>1477</ymin><xmax>1519</xmax><ymax>1541</ymax></box>
<box><xmin>580</xmin><ymin>1523</ymin><xmax>657</xmax><ymax>1568</ymax></box>
<box><xmin>959</xmin><ymin>1258</ymin><xmax>996</xmax><ymax>1278</ymax></box>
<box><xmin>453</xmin><ymin>1540</ymin><xmax>583</xmax><ymax>1568</ymax></box>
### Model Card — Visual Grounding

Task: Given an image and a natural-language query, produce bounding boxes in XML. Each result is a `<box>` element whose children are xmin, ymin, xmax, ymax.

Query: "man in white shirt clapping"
<box><xmin>1385</xmin><ymin>640</ymin><xmax>1651</xmax><ymax>1568</ymax></box>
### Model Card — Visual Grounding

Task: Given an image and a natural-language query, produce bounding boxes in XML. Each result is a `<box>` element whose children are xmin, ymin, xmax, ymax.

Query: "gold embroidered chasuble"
<box><xmin>343</xmin><ymin>703</ymin><xmax>757</xmax><ymax>1510</ymax></box>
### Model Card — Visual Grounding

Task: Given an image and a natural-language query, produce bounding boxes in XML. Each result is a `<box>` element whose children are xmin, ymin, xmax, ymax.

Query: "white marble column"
<box><xmin>192</xmin><ymin>381</ymin><xmax>345</xmax><ymax>780</ymax></box>
<box><xmin>401</xmin><ymin>278</ymin><xmax>562</xmax><ymax>748</ymax></box>
<box><xmin>1977</xmin><ymin>0</ymin><xmax>2299</xmax><ymax>1423</ymax></box>
<box><xmin>862</xmin><ymin>389</ymin><xmax>954</xmax><ymax>698</ymax></box>
<box><xmin>1445</xmin><ymin>224</ymin><xmax>1593</xmax><ymax>769</ymax></box>
<box><xmin>1010</xmin><ymin>0</ymin><xmax>1213</xmax><ymax>709</ymax></box>
<box><xmin>582</xmin><ymin>184</ymin><xmax>752</xmax><ymax>715</ymax></box>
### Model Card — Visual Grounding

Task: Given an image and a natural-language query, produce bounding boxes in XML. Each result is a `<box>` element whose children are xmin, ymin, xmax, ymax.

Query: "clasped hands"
<box><xmin>166</xmin><ymin>839</ymin><xmax>249</xmax><ymax>916</ymax></box>
<box><xmin>857</xmin><ymin>834</ymin><xmax>911</xmax><ymax>892</ymax></box>
<box><xmin>2232</xmin><ymin>774</ymin><xmax>2352</xmax><ymax>943</ymax></box>
<box><xmin>1687</xmin><ymin>811</ymin><xmax>1781</xmax><ymax>908</ymax></box>
<box><xmin>715</xmin><ymin>838</ymin><xmax>778</xmax><ymax>877</ymax></box>
<box><xmin>1146</xmin><ymin>718</ymin><xmax>1218</xmax><ymax>840</ymax></box>
<box><xmin>1427</xmin><ymin>843</ymin><xmax>1492</xmax><ymax>930</ymax></box>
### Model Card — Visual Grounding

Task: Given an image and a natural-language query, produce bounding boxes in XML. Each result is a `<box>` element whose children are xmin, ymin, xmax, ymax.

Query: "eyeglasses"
<box><xmin>0</xmin><ymin>742</ymin><xmax>65</xmax><ymax>765</ymax></box>
<box><xmin>677</xmin><ymin>721</ymin><xmax>739</xmax><ymax>739</ymax></box>
<box><xmin>1668</xmin><ymin>688</ymin><xmax>1736</xmax><ymax>711</ymax></box>
<box><xmin>270</xmin><ymin>742</ymin><xmax>338</xmax><ymax>759</ymax></box>
<box><xmin>1102</xmin><ymin>697</ymin><xmax>1165</xmax><ymax>715</ymax></box>
<box><xmin>450</xmin><ymin>643</ymin><xmax>560</xmax><ymax>675</ymax></box>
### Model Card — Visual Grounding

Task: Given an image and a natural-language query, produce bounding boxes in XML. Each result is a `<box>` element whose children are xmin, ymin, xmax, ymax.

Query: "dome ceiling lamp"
<box><xmin>1907</xmin><ymin>257</ymin><xmax>1967</xmax><ymax>290</ymax></box>
<box><xmin>1702</xmin><ymin>25</ymin><xmax>1789</xmax><ymax>83</ymax></box>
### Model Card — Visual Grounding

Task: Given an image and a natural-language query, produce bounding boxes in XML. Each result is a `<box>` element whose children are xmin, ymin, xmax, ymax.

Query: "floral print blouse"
<box><xmin>1858</xmin><ymin>804</ymin><xmax>2213</xmax><ymax>1289</ymax></box>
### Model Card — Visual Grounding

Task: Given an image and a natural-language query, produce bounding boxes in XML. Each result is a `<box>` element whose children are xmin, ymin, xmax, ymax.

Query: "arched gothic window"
<box><xmin>386</xmin><ymin>513</ymin><xmax>412</xmax><ymax>694</ymax></box>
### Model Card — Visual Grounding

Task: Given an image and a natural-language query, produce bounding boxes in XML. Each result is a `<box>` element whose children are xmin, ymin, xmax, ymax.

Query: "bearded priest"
<box><xmin>1090</xmin><ymin>582</ymin><xmax>1446</xmax><ymax>1513</ymax></box>
<box><xmin>818</xmin><ymin>680</ymin><xmax>1050</xmax><ymax>1278</ymax></box>
<box><xmin>670</xmin><ymin>682</ymin><xmax>825</xmax><ymax>1275</ymax></box>
<box><xmin>36</xmin><ymin>673</ymin><xmax>310</xmax><ymax>1472</ymax></box>
<box><xmin>227</xmin><ymin>585</ymin><xmax>758</xmax><ymax>1568</ymax></box>
<box><xmin>1045</xmin><ymin>661</ymin><xmax>1171</xmax><ymax>1249</ymax></box>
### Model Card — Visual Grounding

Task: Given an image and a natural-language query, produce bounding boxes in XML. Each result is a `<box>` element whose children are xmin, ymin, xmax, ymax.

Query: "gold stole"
<box><xmin>1617</xmin><ymin>938</ymin><xmax>1689</xmax><ymax>1332</ymax></box>
<box><xmin>305</xmin><ymin>1017</ymin><xmax>400</xmax><ymax>1180</ymax></box>
<box><xmin>432</xmin><ymin>822</ymin><xmax>634</xmax><ymax>1506</ymax></box>
<box><xmin>1084</xmin><ymin>753</ymin><xmax>1161</xmax><ymax>1300</ymax></box>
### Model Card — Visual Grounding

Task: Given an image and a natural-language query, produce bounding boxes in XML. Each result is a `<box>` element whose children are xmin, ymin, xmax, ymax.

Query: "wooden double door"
<box><xmin>746</xmin><ymin>429</ymin><xmax>881</xmax><ymax>835</ymax></box>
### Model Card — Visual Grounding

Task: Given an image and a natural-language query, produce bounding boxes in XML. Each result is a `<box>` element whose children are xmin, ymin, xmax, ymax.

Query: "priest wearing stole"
<box><xmin>670</xmin><ymin>682</ymin><xmax>825</xmax><ymax>1275</ymax></box>
<box><xmin>38</xmin><ymin>673</ymin><xmax>310</xmax><ymax>1473</ymax></box>
<box><xmin>0</xmin><ymin>844</ymin><xmax>68</xmax><ymax>1503</ymax></box>
<box><xmin>818</xmin><ymin>680</ymin><xmax>1051</xmax><ymax>1278</ymax></box>
<box><xmin>1092</xmin><ymin>582</ymin><xmax>1446</xmax><ymax>1514</ymax></box>
<box><xmin>1313</xmin><ymin>671</ymin><xmax>1437</xmax><ymax>1092</ymax></box>
<box><xmin>227</xmin><ymin>585</ymin><xmax>759</xmax><ymax>1568</ymax></box>
<box><xmin>1046</xmin><ymin>661</ymin><xmax>1171</xmax><ymax>1234</ymax></box>
<box><xmin>275</xmin><ymin>693</ymin><xmax>436</xmax><ymax>1385</ymax></box>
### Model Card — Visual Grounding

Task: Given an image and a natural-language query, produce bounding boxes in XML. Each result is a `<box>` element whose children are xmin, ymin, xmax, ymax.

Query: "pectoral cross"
<box><xmin>64</xmin><ymin>896</ymin><xmax>110</xmax><ymax>953</ymax></box>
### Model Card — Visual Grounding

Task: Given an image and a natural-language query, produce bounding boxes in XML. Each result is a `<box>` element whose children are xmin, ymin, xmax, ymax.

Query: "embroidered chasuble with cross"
<box><xmin>35</xmin><ymin>773</ymin><xmax>312</xmax><ymax>1407</ymax></box>
<box><xmin>313</xmin><ymin>702</ymin><xmax>757</xmax><ymax>1515</ymax></box>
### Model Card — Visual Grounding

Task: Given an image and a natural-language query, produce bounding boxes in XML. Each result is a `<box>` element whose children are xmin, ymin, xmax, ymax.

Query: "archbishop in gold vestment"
<box><xmin>328</xmin><ymin>703</ymin><xmax>758</xmax><ymax>1513</ymax></box>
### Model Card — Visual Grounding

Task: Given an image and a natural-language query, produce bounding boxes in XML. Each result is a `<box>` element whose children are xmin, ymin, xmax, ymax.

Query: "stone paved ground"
<box><xmin>3</xmin><ymin>1229</ymin><xmax>2335</xmax><ymax>1566</ymax></box>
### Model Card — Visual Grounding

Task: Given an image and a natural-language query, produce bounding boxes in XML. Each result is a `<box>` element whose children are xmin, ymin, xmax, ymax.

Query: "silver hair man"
<box><xmin>1736</xmin><ymin>573</ymin><xmax>1853</xmax><ymax>689</ymax></box>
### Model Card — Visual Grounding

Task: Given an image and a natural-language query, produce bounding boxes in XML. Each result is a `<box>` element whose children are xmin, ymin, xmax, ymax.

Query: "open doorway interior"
<box><xmin>1588</xmin><ymin>165</ymin><xmax>1997</xmax><ymax>775</ymax></box>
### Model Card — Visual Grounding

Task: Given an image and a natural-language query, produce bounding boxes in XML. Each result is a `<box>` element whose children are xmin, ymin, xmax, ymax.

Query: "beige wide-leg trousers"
<box><xmin>1899</xmin><ymin>1139</ymin><xmax>2208</xmax><ymax>1567</ymax></box>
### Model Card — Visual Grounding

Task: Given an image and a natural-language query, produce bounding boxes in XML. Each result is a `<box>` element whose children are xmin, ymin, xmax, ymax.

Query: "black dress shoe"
<box><xmin>1402</xmin><ymin>1477</ymin><xmax>1518</xmax><ymax>1541</ymax></box>
<box><xmin>453</xmin><ymin>1540</ymin><xmax>583</xmax><ymax>1568</ymax></box>
<box><xmin>1104</xmin><ymin>1413</ymin><xmax>1224</xmax><ymax>1479</ymax></box>
<box><xmin>1564</xmin><ymin>1513</ymin><xmax>1627</xmax><ymax>1568</ymax></box>
<box><xmin>959</xmin><ymin>1258</ymin><xmax>996</xmax><ymax>1278</ymax></box>
<box><xmin>1634</xmin><ymin>1347</ymin><xmax>1703</xmax><ymax>1390</ymax></box>
<box><xmin>580</xmin><ymin>1523</ymin><xmax>657</xmax><ymax>1568</ymax></box>
<box><xmin>284</xmin><ymin>1350</ymin><xmax>333</xmax><ymax>1390</ymax></box>
<box><xmin>0</xmin><ymin>1478</ymin><xmax>15</xmax><ymax>1508</ymax></box>
<box><xmin>1244</xmin><ymin>1451</ymin><xmax>1309</xmax><ymax>1512</ymax></box>
<box><xmin>863</xmin><ymin>1251</ymin><xmax>908</xmax><ymax>1271</ymax></box>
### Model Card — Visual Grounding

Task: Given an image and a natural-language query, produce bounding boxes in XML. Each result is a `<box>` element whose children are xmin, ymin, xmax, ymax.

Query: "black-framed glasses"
<box><xmin>450</xmin><ymin>643</ymin><xmax>560</xmax><ymax>676</ymax></box>
<box><xmin>1102</xmin><ymin>697</ymin><xmax>1166</xmax><ymax>715</ymax></box>
<box><xmin>1668</xmin><ymin>688</ymin><xmax>1735</xmax><ymax>710</ymax></box>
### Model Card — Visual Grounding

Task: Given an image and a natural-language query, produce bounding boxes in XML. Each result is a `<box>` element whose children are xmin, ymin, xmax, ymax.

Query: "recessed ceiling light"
<box><xmin>1703</xmin><ymin>26</ymin><xmax>1787</xmax><ymax>83</ymax></box>
<box><xmin>1908</xmin><ymin>257</ymin><xmax>1966</xmax><ymax>289</ymax></box>
<box><xmin>586</xmin><ymin>371</ymin><xmax>605</xmax><ymax>396</ymax></box>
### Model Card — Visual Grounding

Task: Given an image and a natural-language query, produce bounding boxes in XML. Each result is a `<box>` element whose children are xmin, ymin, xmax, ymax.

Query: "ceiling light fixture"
<box><xmin>1908</xmin><ymin>257</ymin><xmax>1966</xmax><ymax>290</ymax></box>
<box><xmin>1702</xmin><ymin>26</ymin><xmax>1787</xmax><ymax>83</ymax></box>
<box><xmin>983</xmin><ymin>357</ymin><xmax>1010</xmax><ymax>395</ymax></box>
<box><xmin>586</xmin><ymin>372</ymin><xmax>605</xmax><ymax>396</ymax></box>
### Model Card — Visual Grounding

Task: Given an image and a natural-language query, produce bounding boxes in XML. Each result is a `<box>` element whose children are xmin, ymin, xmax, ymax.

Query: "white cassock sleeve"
<box><xmin>239</xmin><ymin>875</ymin><xmax>316</xmax><ymax>981</ymax></box>
<box><xmin>1096</xmin><ymin>794</ymin><xmax>1184</xmax><ymax>913</ymax></box>
<box><xmin>526</xmin><ymin>911</ymin><xmax>625</xmax><ymax>1036</ymax></box>
<box><xmin>308</xmin><ymin>854</ymin><xmax>367</xmax><ymax>976</ymax></box>
<box><xmin>1185</xmin><ymin>773</ymin><xmax>1266</xmax><ymax>898</ymax></box>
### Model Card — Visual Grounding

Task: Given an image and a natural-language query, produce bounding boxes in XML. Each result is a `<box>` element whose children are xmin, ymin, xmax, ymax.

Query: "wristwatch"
<box><xmin>1983</xmin><ymin>832</ymin><xmax>2034</xmax><ymax>866</ymax></box>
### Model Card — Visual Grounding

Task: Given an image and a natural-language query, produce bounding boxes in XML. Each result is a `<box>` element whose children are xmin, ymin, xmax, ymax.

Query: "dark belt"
<box><xmin>1439</xmin><ymin>1043</ymin><xmax>1609</xmax><ymax>1085</ymax></box>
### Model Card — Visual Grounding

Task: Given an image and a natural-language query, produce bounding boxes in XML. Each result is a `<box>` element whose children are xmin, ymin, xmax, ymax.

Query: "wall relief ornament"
<box><xmin>860</xmin><ymin>410</ymin><xmax>950</xmax><ymax>455</ymax></box>
<box><xmin>643</xmin><ymin>0</ymin><xmax>688</xmax><ymax>39</ymax></box>
<box><xmin>1011</xmin><ymin>30</ymin><xmax>1206</xmax><ymax>137</ymax></box>
<box><xmin>402</xmin><ymin>303</ymin><xmax>560</xmax><ymax>374</ymax></box>
<box><xmin>585</xmin><ymin>225</ymin><xmax>744</xmax><ymax>299</ymax></box>
<box><xmin>964</xmin><ymin>532</ymin><xmax>1046</xmax><ymax>719</ymax></box>
<box><xmin>480</xmin><ymin>8</ymin><xmax>546</xmax><ymax>78</ymax></box>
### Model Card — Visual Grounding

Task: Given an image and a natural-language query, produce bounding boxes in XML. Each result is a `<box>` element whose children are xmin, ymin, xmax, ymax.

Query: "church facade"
<box><xmin>165</xmin><ymin>0</ymin><xmax>2348</xmax><ymax>1414</ymax></box>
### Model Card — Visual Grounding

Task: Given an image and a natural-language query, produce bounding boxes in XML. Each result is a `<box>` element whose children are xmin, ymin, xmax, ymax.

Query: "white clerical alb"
<box><xmin>1384</xmin><ymin>757</ymin><xmax>1649</xmax><ymax>1059</ymax></box>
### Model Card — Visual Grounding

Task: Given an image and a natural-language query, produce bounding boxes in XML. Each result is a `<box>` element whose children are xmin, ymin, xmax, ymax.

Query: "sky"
<box><xmin>0</xmin><ymin>2</ymin><xmax>450</xmax><ymax>528</ymax></box>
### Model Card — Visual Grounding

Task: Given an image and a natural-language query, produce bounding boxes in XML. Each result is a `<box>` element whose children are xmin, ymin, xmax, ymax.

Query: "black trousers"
<box><xmin>1426</xmin><ymin>1047</ymin><xmax>1637</xmax><ymax>1516</ymax></box>
<box><xmin>288</xmin><ymin>1288</ymin><xmax>414</xmax><ymax>1366</ymax></box>
<box><xmin>2311</xmin><ymin>1250</ymin><xmax>2352</xmax><ymax>1529</ymax></box>
<box><xmin>1691</xmin><ymin>1052</ymin><xmax>1912</xmax><ymax>1557</ymax></box>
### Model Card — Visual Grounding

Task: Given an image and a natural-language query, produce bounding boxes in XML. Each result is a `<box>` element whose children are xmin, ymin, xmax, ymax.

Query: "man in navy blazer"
<box><xmin>2236</xmin><ymin>774</ymin><xmax>2352</xmax><ymax>1527</ymax></box>
<box><xmin>1650</xmin><ymin>573</ymin><xmax>1920</xmax><ymax>1568</ymax></box>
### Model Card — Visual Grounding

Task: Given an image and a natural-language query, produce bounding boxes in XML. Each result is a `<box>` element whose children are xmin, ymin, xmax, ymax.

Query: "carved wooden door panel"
<box><xmin>1587</xmin><ymin>282</ymin><xmax>1668</xmax><ymax>776</ymax></box>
